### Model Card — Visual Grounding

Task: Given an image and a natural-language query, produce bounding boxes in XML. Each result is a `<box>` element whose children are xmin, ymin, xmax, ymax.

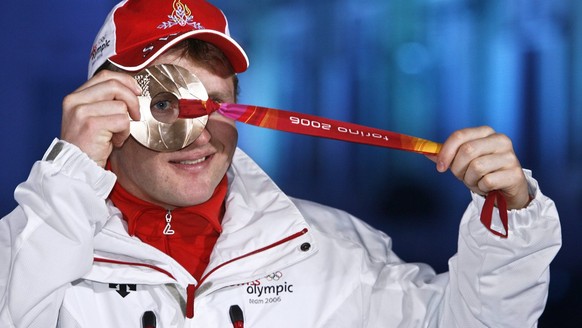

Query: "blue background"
<box><xmin>1</xmin><ymin>0</ymin><xmax>580</xmax><ymax>325</ymax></box>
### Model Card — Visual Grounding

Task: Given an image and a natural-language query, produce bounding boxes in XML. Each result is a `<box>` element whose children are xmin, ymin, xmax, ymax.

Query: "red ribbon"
<box><xmin>179</xmin><ymin>99</ymin><xmax>442</xmax><ymax>155</ymax></box>
<box><xmin>179</xmin><ymin>98</ymin><xmax>510</xmax><ymax>238</ymax></box>
<box><xmin>479</xmin><ymin>190</ymin><xmax>509</xmax><ymax>238</ymax></box>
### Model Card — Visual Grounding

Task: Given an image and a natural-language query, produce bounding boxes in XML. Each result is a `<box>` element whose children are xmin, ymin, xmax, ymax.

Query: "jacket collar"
<box><xmin>90</xmin><ymin>148</ymin><xmax>316</xmax><ymax>288</ymax></box>
<box><xmin>195</xmin><ymin>149</ymin><xmax>315</xmax><ymax>295</ymax></box>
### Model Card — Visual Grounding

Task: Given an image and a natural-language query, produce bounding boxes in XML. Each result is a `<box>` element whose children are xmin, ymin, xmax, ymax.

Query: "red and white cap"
<box><xmin>88</xmin><ymin>0</ymin><xmax>249</xmax><ymax>78</ymax></box>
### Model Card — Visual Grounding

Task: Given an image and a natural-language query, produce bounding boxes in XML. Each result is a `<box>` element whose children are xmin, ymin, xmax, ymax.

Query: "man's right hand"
<box><xmin>61</xmin><ymin>70</ymin><xmax>142</xmax><ymax>168</ymax></box>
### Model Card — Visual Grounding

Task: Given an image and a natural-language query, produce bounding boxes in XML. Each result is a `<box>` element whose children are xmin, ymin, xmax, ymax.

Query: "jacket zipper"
<box><xmin>185</xmin><ymin>227</ymin><xmax>309</xmax><ymax>318</ymax></box>
<box><xmin>95</xmin><ymin>227</ymin><xmax>310</xmax><ymax>321</ymax></box>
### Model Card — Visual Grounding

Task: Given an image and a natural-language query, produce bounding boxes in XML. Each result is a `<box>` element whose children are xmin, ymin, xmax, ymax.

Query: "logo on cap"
<box><xmin>158</xmin><ymin>0</ymin><xmax>204</xmax><ymax>30</ymax></box>
<box><xmin>90</xmin><ymin>36</ymin><xmax>111</xmax><ymax>61</ymax></box>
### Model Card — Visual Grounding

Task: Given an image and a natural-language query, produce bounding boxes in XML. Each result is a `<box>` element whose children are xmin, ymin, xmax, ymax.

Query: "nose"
<box><xmin>192</xmin><ymin>127</ymin><xmax>212</xmax><ymax>145</ymax></box>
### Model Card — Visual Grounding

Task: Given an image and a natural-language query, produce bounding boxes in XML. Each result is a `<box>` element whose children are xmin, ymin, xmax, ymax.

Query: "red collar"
<box><xmin>108</xmin><ymin>175</ymin><xmax>228</xmax><ymax>281</ymax></box>
<box><xmin>109</xmin><ymin>176</ymin><xmax>227</xmax><ymax>235</ymax></box>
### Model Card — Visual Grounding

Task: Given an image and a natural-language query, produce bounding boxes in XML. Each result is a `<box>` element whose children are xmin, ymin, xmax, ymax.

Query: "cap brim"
<box><xmin>109</xmin><ymin>29</ymin><xmax>249</xmax><ymax>74</ymax></box>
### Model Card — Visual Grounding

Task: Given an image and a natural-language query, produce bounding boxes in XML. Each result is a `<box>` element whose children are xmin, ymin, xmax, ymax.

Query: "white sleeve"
<box><xmin>440</xmin><ymin>170</ymin><xmax>562</xmax><ymax>327</ymax></box>
<box><xmin>0</xmin><ymin>139</ymin><xmax>116</xmax><ymax>327</ymax></box>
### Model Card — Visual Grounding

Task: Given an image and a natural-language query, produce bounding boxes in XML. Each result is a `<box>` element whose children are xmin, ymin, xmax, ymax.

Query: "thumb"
<box><xmin>424</xmin><ymin>154</ymin><xmax>437</xmax><ymax>163</ymax></box>
<box><xmin>424</xmin><ymin>154</ymin><xmax>447</xmax><ymax>172</ymax></box>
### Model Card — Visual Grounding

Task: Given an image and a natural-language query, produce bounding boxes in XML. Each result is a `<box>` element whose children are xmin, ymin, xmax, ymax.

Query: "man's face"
<box><xmin>109</xmin><ymin>51</ymin><xmax>238</xmax><ymax>208</ymax></box>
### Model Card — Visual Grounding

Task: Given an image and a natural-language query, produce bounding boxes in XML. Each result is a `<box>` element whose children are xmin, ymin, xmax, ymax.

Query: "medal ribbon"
<box><xmin>179</xmin><ymin>99</ymin><xmax>509</xmax><ymax>238</ymax></box>
<box><xmin>180</xmin><ymin>100</ymin><xmax>442</xmax><ymax>155</ymax></box>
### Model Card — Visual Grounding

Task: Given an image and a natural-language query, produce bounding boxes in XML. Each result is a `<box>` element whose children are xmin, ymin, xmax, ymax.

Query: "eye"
<box><xmin>150</xmin><ymin>92</ymin><xmax>179</xmax><ymax>123</ymax></box>
<box><xmin>153</xmin><ymin>100</ymin><xmax>171</xmax><ymax>111</ymax></box>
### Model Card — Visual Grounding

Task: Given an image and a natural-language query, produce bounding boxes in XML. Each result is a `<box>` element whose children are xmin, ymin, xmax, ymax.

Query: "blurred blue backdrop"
<box><xmin>1</xmin><ymin>0</ymin><xmax>580</xmax><ymax>325</ymax></box>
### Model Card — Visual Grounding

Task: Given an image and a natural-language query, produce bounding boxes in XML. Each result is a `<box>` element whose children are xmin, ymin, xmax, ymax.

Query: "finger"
<box><xmin>61</xmin><ymin>101</ymin><xmax>132</xmax><ymax>147</ymax></box>
<box><xmin>65</xmin><ymin>74</ymin><xmax>141</xmax><ymax>121</ymax></box>
<box><xmin>103</xmin><ymin>113</ymin><xmax>133</xmax><ymax>148</ymax></box>
<box><xmin>475</xmin><ymin>166</ymin><xmax>524</xmax><ymax>194</ymax></box>
<box><xmin>461</xmin><ymin>152</ymin><xmax>516</xmax><ymax>192</ymax></box>
<box><xmin>75</xmin><ymin>79</ymin><xmax>140</xmax><ymax>119</ymax></box>
<box><xmin>75</xmin><ymin>69</ymin><xmax>141</xmax><ymax>95</ymax></box>
<box><xmin>63</xmin><ymin>112</ymin><xmax>132</xmax><ymax>168</ymax></box>
<box><xmin>449</xmin><ymin>134</ymin><xmax>513</xmax><ymax>182</ymax></box>
<box><xmin>62</xmin><ymin>100</ymin><xmax>133</xmax><ymax>139</ymax></box>
<box><xmin>437</xmin><ymin>126</ymin><xmax>496</xmax><ymax>172</ymax></box>
<box><xmin>65</xmin><ymin>99</ymin><xmax>133</xmax><ymax>121</ymax></box>
<box><xmin>476</xmin><ymin>168</ymin><xmax>529</xmax><ymax>209</ymax></box>
<box><xmin>424</xmin><ymin>154</ymin><xmax>437</xmax><ymax>163</ymax></box>
<box><xmin>80</xmin><ymin>114</ymin><xmax>132</xmax><ymax>150</ymax></box>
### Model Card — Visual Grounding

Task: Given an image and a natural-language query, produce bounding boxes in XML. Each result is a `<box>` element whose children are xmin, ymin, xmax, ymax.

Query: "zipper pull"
<box><xmin>142</xmin><ymin>311</ymin><xmax>157</xmax><ymax>328</ymax></box>
<box><xmin>163</xmin><ymin>210</ymin><xmax>175</xmax><ymax>235</ymax></box>
<box><xmin>229</xmin><ymin>305</ymin><xmax>244</xmax><ymax>328</ymax></box>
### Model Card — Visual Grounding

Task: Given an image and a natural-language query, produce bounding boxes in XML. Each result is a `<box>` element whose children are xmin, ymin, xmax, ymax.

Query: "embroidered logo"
<box><xmin>158</xmin><ymin>0</ymin><xmax>204</xmax><ymax>30</ymax></box>
<box><xmin>109</xmin><ymin>283</ymin><xmax>137</xmax><ymax>298</ymax></box>
<box><xmin>244</xmin><ymin>271</ymin><xmax>294</xmax><ymax>305</ymax></box>
<box><xmin>266</xmin><ymin>271</ymin><xmax>283</xmax><ymax>281</ymax></box>
<box><xmin>90</xmin><ymin>36</ymin><xmax>111</xmax><ymax>61</ymax></box>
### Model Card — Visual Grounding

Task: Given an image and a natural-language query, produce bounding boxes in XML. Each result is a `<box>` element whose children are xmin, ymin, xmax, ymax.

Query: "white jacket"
<box><xmin>0</xmin><ymin>139</ymin><xmax>561</xmax><ymax>328</ymax></box>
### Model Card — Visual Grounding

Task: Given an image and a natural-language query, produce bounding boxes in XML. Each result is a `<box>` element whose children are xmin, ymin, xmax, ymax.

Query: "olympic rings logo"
<box><xmin>266</xmin><ymin>271</ymin><xmax>283</xmax><ymax>281</ymax></box>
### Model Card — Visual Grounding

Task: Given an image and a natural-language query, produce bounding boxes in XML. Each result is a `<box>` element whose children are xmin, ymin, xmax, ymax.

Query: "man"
<box><xmin>0</xmin><ymin>0</ymin><xmax>561</xmax><ymax>327</ymax></box>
